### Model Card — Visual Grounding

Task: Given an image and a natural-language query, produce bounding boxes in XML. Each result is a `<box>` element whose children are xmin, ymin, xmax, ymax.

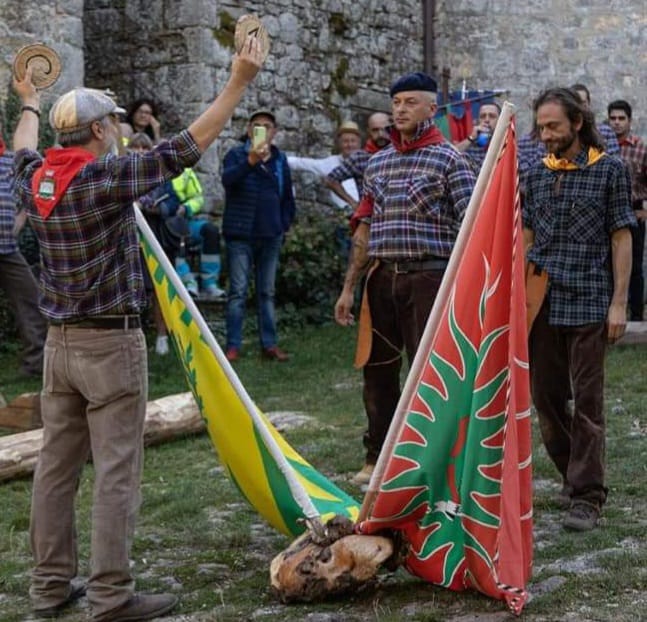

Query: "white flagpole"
<box><xmin>135</xmin><ymin>206</ymin><xmax>324</xmax><ymax>531</ymax></box>
<box><xmin>358</xmin><ymin>102</ymin><xmax>517</xmax><ymax>522</ymax></box>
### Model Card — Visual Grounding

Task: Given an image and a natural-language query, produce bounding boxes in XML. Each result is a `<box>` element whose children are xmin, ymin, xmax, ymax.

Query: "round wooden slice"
<box><xmin>13</xmin><ymin>43</ymin><xmax>62</xmax><ymax>89</ymax></box>
<box><xmin>234</xmin><ymin>14</ymin><xmax>270</xmax><ymax>62</ymax></box>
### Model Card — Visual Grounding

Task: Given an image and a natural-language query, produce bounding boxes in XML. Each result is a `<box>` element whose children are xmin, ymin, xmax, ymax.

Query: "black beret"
<box><xmin>389</xmin><ymin>72</ymin><xmax>438</xmax><ymax>97</ymax></box>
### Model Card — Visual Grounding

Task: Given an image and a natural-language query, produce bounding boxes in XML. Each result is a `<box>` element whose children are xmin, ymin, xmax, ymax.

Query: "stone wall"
<box><xmin>434</xmin><ymin>0</ymin><xmax>647</xmax><ymax>136</ymax></box>
<box><xmin>1</xmin><ymin>1</ymin><xmax>646</xmax><ymax>209</ymax></box>
<box><xmin>81</xmin><ymin>0</ymin><xmax>423</xmax><ymax>210</ymax></box>
<box><xmin>0</xmin><ymin>0</ymin><xmax>85</xmax><ymax>127</ymax></box>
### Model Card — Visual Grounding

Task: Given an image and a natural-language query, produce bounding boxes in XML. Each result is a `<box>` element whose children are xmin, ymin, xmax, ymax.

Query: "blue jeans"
<box><xmin>225</xmin><ymin>236</ymin><xmax>282</xmax><ymax>350</ymax></box>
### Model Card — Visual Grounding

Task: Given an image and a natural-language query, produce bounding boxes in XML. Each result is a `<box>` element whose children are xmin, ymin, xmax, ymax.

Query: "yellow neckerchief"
<box><xmin>542</xmin><ymin>146</ymin><xmax>605</xmax><ymax>171</ymax></box>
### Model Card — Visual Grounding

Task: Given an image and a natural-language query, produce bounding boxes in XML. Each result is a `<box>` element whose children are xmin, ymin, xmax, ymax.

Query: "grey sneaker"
<box><xmin>563</xmin><ymin>500</ymin><xmax>600</xmax><ymax>531</ymax></box>
<box><xmin>93</xmin><ymin>593</ymin><xmax>178</xmax><ymax>622</ymax></box>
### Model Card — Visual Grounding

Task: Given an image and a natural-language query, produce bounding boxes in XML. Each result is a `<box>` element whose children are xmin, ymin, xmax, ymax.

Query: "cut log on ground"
<box><xmin>0</xmin><ymin>392</ymin><xmax>41</xmax><ymax>430</ymax></box>
<box><xmin>0</xmin><ymin>392</ymin><xmax>204</xmax><ymax>483</ymax></box>
<box><xmin>270</xmin><ymin>515</ymin><xmax>396</xmax><ymax>603</ymax></box>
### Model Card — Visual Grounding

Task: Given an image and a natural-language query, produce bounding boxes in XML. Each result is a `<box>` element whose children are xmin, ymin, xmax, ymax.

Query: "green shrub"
<box><xmin>276</xmin><ymin>207</ymin><xmax>349</xmax><ymax>326</ymax></box>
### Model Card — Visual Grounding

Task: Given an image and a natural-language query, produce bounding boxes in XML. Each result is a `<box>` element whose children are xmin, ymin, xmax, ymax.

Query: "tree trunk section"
<box><xmin>0</xmin><ymin>392</ymin><xmax>204</xmax><ymax>482</ymax></box>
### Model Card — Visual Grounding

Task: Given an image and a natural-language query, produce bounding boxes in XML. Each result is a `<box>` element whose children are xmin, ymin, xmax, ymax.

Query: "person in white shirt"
<box><xmin>287</xmin><ymin>120</ymin><xmax>362</xmax><ymax>211</ymax></box>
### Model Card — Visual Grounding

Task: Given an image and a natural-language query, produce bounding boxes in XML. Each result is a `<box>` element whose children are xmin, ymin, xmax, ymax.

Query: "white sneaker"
<box><xmin>203</xmin><ymin>284</ymin><xmax>226</xmax><ymax>299</ymax></box>
<box><xmin>185</xmin><ymin>280</ymin><xmax>199</xmax><ymax>298</ymax></box>
<box><xmin>155</xmin><ymin>335</ymin><xmax>169</xmax><ymax>355</ymax></box>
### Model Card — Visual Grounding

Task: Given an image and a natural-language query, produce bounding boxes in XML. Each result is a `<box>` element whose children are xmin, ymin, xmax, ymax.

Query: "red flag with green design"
<box><xmin>359</xmin><ymin>122</ymin><xmax>532</xmax><ymax>614</ymax></box>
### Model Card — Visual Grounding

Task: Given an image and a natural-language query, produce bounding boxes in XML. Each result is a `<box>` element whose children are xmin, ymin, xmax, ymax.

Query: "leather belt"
<box><xmin>381</xmin><ymin>257</ymin><xmax>449</xmax><ymax>273</ymax></box>
<box><xmin>51</xmin><ymin>315</ymin><xmax>141</xmax><ymax>330</ymax></box>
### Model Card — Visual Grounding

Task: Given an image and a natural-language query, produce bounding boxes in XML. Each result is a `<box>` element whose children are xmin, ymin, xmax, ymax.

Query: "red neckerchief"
<box><xmin>389</xmin><ymin>123</ymin><xmax>446</xmax><ymax>153</ymax></box>
<box><xmin>364</xmin><ymin>139</ymin><xmax>381</xmax><ymax>154</ymax></box>
<box><xmin>32</xmin><ymin>147</ymin><xmax>96</xmax><ymax>219</ymax></box>
<box><xmin>350</xmin><ymin>124</ymin><xmax>447</xmax><ymax>230</ymax></box>
<box><xmin>618</xmin><ymin>135</ymin><xmax>637</xmax><ymax>147</ymax></box>
<box><xmin>0</xmin><ymin>139</ymin><xmax>5</xmax><ymax>157</ymax></box>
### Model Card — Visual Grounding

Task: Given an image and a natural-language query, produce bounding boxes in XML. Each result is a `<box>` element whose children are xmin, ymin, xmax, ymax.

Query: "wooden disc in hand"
<box><xmin>13</xmin><ymin>43</ymin><xmax>62</xmax><ymax>89</ymax></box>
<box><xmin>234</xmin><ymin>14</ymin><xmax>270</xmax><ymax>62</ymax></box>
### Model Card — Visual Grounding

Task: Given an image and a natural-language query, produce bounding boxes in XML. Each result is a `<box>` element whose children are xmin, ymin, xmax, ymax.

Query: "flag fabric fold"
<box><xmin>138</xmin><ymin>220</ymin><xmax>359</xmax><ymax>537</ymax></box>
<box><xmin>358</xmin><ymin>121</ymin><xmax>533</xmax><ymax>614</ymax></box>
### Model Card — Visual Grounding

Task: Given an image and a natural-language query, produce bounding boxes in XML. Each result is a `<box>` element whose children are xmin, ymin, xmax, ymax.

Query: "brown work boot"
<box><xmin>93</xmin><ymin>593</ymin><xmax>178</xmax><ymax>622</ymax></box>
<box><xmin>261</xmin><ymin>346</ymin><xmax>289</xmax><ymax>362</ymax></box>
<box><xmin>556</xmin><ymin>483</ymin><xmax>572</xmax><ymax>510</ymax></box>
<box><xmin>563</xmin><ymin>500</ymin><xmax>600</xmax><ymax>532</ymax></box>
<box><xmin>352</xmin><ymin>463</ymin><xmax>375</xmax><ymax>485</ymax></box>
<box><xmin>33</xmin><ymin>581</ymin><xmax>86</xmax><ymax>619</ymax></box>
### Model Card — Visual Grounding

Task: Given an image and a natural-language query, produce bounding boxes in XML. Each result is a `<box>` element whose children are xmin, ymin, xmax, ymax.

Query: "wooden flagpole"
<box><xmin>135</xmin><ymin>207</ymin><xmax>325</xmax><ymax>533</ymax></box>
<box><xmin>357</xmin><ymin>102</ymin><xmax>517</xmax><ymax>523</ymax></box>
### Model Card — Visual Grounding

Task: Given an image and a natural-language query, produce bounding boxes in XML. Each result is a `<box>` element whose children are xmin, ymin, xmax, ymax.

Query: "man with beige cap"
<box><xmin>12</xmin><ymin>37</ymin><xmax>264</xmax><ymax>622</ymax></box>
<box><xmin>325</xmin><ymin>112</ymin><xmax>392</xmax><ymax>208</ymax></box>
<box><xmin>287</xmin><ymin>119</ymin><xmax>362</xmax><ymax>211</ymax></box>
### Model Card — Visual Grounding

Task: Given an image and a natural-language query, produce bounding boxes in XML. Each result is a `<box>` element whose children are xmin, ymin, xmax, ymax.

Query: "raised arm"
<box><xmin>12</xmin><ymin>66</ymin><xmax>41</xmax><ymax>152</ymax></box>
<box><xmin>188</xmin><ymin>35</ymin><xmax>264</xmax><ymax>153</ymax></box>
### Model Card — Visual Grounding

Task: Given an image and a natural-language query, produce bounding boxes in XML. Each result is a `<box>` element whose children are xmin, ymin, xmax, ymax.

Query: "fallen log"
<box><xmin>0</xmin><ymin>392</ymin><xmax>41</xmax><ymax>430</ymax></box>
<box><xmin>0</xmin><ymin>392</ymin><xmax>204</xmax><ymax>483</ymax></box>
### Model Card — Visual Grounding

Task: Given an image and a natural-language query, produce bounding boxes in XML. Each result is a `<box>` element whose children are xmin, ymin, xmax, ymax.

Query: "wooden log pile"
<box><xmin>0</xmin><ymin>392</ymin><xmax>204</xmax><ymax>483</ymax></box>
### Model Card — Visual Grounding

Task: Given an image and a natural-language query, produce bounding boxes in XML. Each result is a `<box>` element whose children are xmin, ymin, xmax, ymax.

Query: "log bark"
<box><xmin>0</xmin><ymin>392</ymin><xmax>204</xmax><ymax>483</ymax></box>
<box><xmin>0</xmin><ymin>392</ymin><xmax>41</xmax><ymax>430</ymax></box>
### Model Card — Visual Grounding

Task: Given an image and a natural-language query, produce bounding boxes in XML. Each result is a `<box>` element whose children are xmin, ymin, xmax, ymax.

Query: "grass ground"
<box><xmin>0</xmin><ymin>322</ymin><xmax>646</xmax><ymax>621</ymax></box>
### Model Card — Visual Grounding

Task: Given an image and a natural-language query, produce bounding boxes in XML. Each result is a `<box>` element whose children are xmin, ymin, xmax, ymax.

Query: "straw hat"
<box><xmin>336</xmin><ymin>120</ymin><xmax>361</xmax><ymax>137</ymax></box>
<box><xmin>234</xmin><ymin>14</ymin><xmax>270</xmax><ymax>62</ymax></box>
<box><xmin>13</xmin><ymin>43</ymin><xmax>61</xmax><ymax>89</ymax></box>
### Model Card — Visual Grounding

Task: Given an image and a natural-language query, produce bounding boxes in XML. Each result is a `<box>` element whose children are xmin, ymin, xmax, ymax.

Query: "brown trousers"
<box><xmin>529</xmin><ymin>302</ymin><xmax>608</xmax><ymax>507</ymax></box>
<box><xmin>30</xmin><ymin>325</ymin><xmax>147</xmax><ymax>618</ymax></box>
<box><xmin>362</xmin><ymin>265</ymin><xmax>443</xmax><ymax>464</ymax></box>
<box><xmin>0</xmin><ymin>251</ymin><xmax>47</xmax><ymax>374</ymax></box>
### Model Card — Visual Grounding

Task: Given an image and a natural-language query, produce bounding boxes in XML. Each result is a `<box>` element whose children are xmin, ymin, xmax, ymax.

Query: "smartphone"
<box><xmin>252</xmin><ymin>125</ymin><xmax>267</xmax><ymax>149</ymax></box>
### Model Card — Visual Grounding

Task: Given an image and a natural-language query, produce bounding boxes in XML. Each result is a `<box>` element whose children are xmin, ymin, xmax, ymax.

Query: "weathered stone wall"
<box><xmin>434</xmin><ymin>0</ymin><xmax>647</xmax><ymax>136</ymax></box>
<box><xmin>81</xmin><ymin>0</ymin><xmax>423</xmax><ymax>209</ymax></box>
<box><xmin>1</xmin><ymin>1</ymin><xmax>646</xmax><ymax>209</ymax></box>
<box><xmin>0</xmin><ymin>1</ymin><xmax>85</xmax><ymax>128</ymax></box>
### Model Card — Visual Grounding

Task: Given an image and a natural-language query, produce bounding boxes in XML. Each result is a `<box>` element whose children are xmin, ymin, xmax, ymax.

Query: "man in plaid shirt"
<box><xmin>12</xmin><ymin>38</ymin><xmax>263</xmax><ymax>622</ymax></box>
<box><xmin>334</xmin><ymin>72</ymin><xmax>476</xmax><ymax>485</ymax></box>
<box><xmin>0</xmin><ymin>127</ymin><xmax>46</xmax><ymax>377</ymax></box>
<box><xmin>325</xmin><ymin>112</ymin><xmax>391</xmax><ymax>208</ymax></box>
<box><xmin>608</xmin><ymin>99</ymin><xmax>647</xmax><ymax>320</ymax></box>
<box><xmin>523</xmin><ymin>87</ymin><xmax>635</xmax><ymax>532</ymax></box>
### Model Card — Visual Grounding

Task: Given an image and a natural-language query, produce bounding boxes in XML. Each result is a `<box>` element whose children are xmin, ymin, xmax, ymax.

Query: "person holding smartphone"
<box><xmin>221</xmin><ymin>109</ymin><xmax>296</xmax><ymax>362</ymax></box>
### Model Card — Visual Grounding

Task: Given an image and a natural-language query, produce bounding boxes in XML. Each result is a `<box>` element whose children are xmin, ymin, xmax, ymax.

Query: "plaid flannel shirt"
<box><xmin>0</xmin><ymin>150</ymin><xmax>18</xmax><ymax>255</ymax></box>
<box><xmin>523</xmin><ymin>148</ymin><xmax>636</xmax><ymax>325</ymax></box>
<box><xmin>13</xmin><ymin>130</ymin><xmax>201</xmax><ymax>321</ymax></box>
<box><xmin>327</xmin><ymin>149</ymin><xmax>370</xmax><ymax>197</ymax></box>
<box><xmin>618</xmin><ymin>134</ymin><xmax>647</xmax><ymax>204</ymax></box>
<box><xmin>464</xmin><ymin>143</ymin><xmax>487</xmax><ymax>173</ymax></box>
<box><xmin>363</xmin><ymin>118</ymin><xmax>476</xmax><ymax>260</ymax></box>
<box><xmin>518</xmin><ymin>126</ymin><xmax>620</xmax><ymax>194</ymax></box>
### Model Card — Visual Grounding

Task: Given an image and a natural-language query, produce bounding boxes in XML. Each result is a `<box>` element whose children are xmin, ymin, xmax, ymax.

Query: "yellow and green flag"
<box><xmin>137</xmin><ymin>212</ymin><xmax>359</xmax><ymax>536</ymax></box>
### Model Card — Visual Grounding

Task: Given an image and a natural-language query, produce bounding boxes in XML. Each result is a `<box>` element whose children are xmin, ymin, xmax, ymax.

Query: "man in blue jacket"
<box><xmin>221</xmin><ymin>109</ymin><xmax>295</xmax><ymax>362</ymax></box>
